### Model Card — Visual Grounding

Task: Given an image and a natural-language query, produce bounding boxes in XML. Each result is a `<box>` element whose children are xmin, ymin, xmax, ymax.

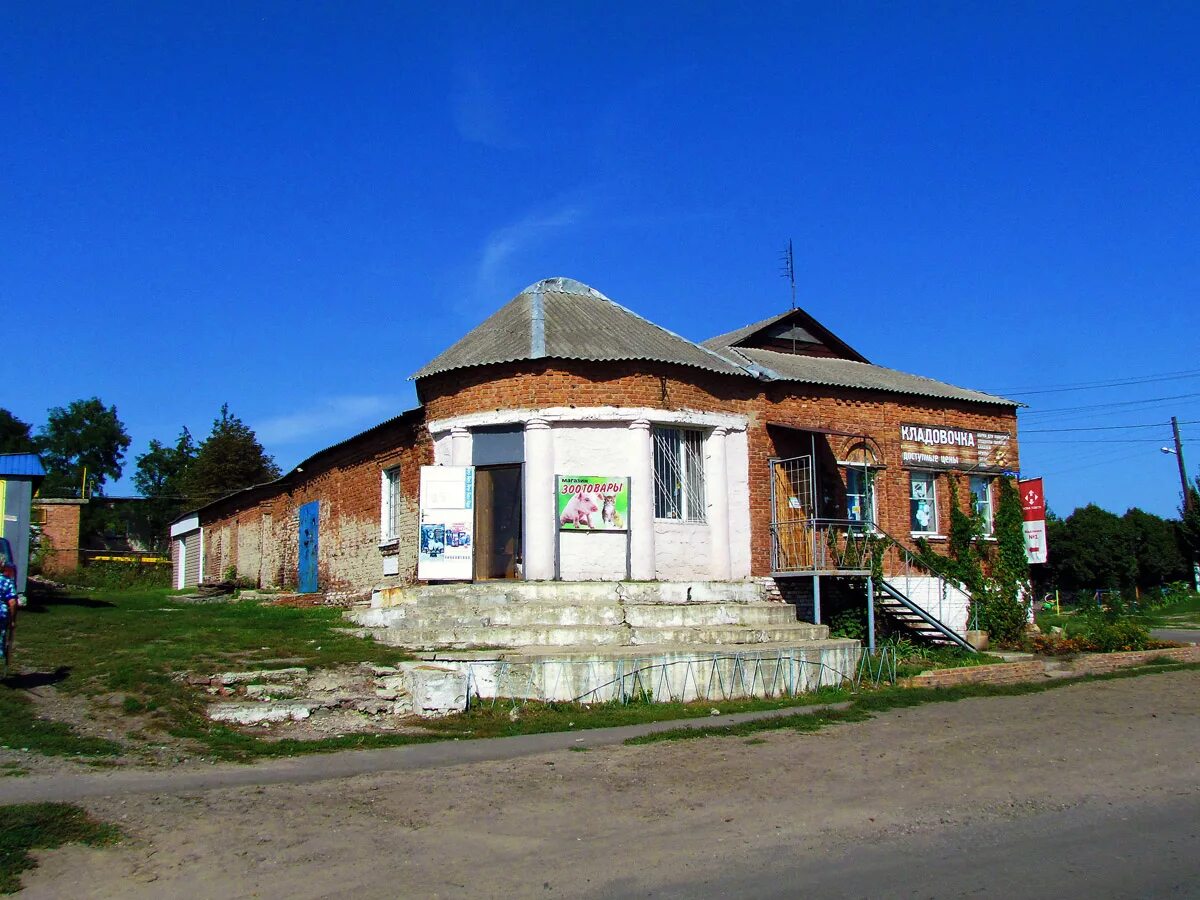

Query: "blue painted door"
<box><xmin>298</xmin><ymin>501</ymin><xmax>319</xmax><ymax>593</ymax></box>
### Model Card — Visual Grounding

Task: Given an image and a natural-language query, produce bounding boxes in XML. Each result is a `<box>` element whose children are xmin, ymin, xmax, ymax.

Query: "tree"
<box><xmin>1122</xmin><ymin>507</ymin><xmax>1189</xmax><ymax>589</ymax></box>
<box><xmin>35</xmin><ymin>398</ymin><xmax>131</xmax><ymax>497</ymax></box>
<box><xmin>1047</xmin><ymin>504</ymin><xmax>1136</xmax><ymax>591</ymax></box>
<box><xmin>0</xmin><ymin>409</ymin><xmax>35</xmax><ymax>454</ymax></box>
<box><xmin>132</xmin><ymin>428</ymin><xmax>199</xmax><ymax>550</ymax></box>
<box><xmin>183</xmin><ymin>404</ymin><xmax>281</xmax><ymax>501</ymax></box>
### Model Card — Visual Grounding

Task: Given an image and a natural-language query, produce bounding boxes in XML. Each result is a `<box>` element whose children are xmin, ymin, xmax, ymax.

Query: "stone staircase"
<box><xmin>347</xmin><ymin>581</ymin><xmax>831</xmax><ymax>651</ymax></box>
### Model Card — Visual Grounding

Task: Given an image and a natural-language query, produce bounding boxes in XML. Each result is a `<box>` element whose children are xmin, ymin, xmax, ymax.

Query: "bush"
<box><xmin>62</xmin><ymin>561</ymin><xmax>171</xmax><ymax>591</ymax></box>
<box><xmin>828</xmin><ymin>608</ymin><xmax>866</xmax><ymax>641</ymax></box>
<box><xmin>1081</xmin><ymin>618</ymin><xmax>1151</xmax><ymax>653</ymax></box>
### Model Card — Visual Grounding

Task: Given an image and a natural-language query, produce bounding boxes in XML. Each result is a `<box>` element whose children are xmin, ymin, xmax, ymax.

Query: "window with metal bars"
<box><xmin>652</xmin><ymin>427</ymin><xmax>706</xmax><ymax>522</ymax></box>
<box><xmin>381</xmin><ymin>468</ymin><xmax>402</xmax><ymax>541</ymax></box>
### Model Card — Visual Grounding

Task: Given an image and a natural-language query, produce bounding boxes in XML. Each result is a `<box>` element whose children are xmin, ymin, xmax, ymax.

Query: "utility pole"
<box><xmin>1172</xmin><ymin>416</ymin><xmax>1192</xmax><ymax>512</ymax></box>
<box><xmin>1168</xmin><ymin>417</ymin><xmax>1200</xmax><ymax>592</ymax></box>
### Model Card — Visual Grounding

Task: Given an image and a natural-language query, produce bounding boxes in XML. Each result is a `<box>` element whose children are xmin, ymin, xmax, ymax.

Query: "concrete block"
<box><xmin>208</xmin><ymin>701</ymin><xmax>318</xmax><ymax>725</ymax></box>
<box><xmin>406</xmin><ymin>664</ymin><xmax>469</xmax><ymax>717</ymax></box>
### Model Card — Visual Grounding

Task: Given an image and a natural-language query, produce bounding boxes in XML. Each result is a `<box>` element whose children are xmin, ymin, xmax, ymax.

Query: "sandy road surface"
<box><xmin>17</xmin><ymin>670</ymin><xmax>1200</xmax><ymax>898</ymax></box>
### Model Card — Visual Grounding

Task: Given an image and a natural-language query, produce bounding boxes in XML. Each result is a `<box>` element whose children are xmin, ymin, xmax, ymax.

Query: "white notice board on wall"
<box><xmin>418</xmin><ymin>466</ymin><xmax>475</xmax><ymax>581</ymax></box>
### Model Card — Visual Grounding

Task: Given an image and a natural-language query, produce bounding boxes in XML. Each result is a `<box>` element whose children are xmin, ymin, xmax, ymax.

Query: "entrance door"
<box><xmin>298</xmin><ymin>501</ymin><xmax>319</xmax><ymax>593</ymax></box>
<box><xmin>771</xmin><ymin>455</ymin><xmax>814</xmax><ymax>573</ymax></box>
<box><xmin>474</xmin><ymin>465</ymin><xmax>523</xmax><ymax>580</ymax></box>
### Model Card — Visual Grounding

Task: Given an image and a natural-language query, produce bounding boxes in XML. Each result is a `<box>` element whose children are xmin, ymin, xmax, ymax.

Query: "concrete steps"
<box><xmin>352</xmin><ymin>601</ymin><xmax>798</xmax><ymax>631</ymax></box>
<box><xmin>348</xmin><ymin>580</ymin><xmax>834</xmax><ymax>652</ymax></box>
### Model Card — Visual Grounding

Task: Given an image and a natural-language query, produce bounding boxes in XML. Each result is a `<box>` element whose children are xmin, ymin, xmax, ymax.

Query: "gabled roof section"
<box><xmin>412</xmin><ymin>277</ymin><xmax>748</xmax><ymax>380</ymax></box>
<box><xmin>702</xmin><ymin>308</ymin><xmax>869</xmax><ymax>363</ymax></box>
<box><xmin>731</xmin><ymin>348</ymin><xmax>1019</xmax><ymax>407</ymax></box>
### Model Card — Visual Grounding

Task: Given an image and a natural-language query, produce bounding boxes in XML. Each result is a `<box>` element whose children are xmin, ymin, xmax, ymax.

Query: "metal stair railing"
<box><xmin>868</xmin><ymin>525</ymin><xmax>977</xmax><ymax>652</ymax></box>
<box><xmin>876</xmin><ymin>579</ymin><xmax>976</xmax><ymax>652</ymax></box>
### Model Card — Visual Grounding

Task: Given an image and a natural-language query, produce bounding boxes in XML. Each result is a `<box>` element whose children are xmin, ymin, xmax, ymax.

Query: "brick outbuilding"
<box><xmin>174</xmin><ymin>278</ymin><xmax>1019</xmax><ymax>635</ymax></box>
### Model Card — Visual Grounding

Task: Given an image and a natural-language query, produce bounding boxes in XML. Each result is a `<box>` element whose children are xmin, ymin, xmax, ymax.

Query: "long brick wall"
<box><xmin>198</xmin><ymin>415</ymin><xmax>431</xmax><ymax>601</ymax></box>
<box><xmin>195</xmin><ymin>356</ymin><xmax>1017</xmax><ymax>597</ymax></box>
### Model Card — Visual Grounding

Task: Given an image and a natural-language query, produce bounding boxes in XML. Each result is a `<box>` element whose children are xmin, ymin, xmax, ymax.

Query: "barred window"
<box><xmin>653</xmin><ymin>427</ymin><xmax>706</xmax><ymax>522</ymax></box>
<box><xmin>382</xmin><ymin>468</ymin><xmax>402</xmax><ymax>541</ymax></box>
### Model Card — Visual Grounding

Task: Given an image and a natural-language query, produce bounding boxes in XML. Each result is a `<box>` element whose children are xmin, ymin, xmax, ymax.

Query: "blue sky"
<box><xmin>2</xmin><ymin>3</ymin><xmax>1199</xmax><ymax>518</ymax></box>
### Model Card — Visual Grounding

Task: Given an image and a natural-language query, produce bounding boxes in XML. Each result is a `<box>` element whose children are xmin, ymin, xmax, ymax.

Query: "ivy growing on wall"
<box><xmin>914</xmin><ymin>475</ymin><xmax>1031</xmax><ymax>644</ymax></box>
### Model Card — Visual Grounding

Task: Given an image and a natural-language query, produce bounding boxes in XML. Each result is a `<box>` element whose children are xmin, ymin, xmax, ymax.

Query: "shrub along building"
<box><xmin>173</xmin><ymin>278</ymin><xmax>1019</xmax><ymax>709</ymax></box>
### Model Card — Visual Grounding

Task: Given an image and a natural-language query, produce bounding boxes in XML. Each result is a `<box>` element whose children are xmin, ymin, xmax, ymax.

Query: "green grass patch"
<box><xmin>0</xmin><ymin>803</ymin><xmax>121</xmax><ymax>894</ymax></box>
<box><xmin>11</xmin><ymin>587</ymin><xmax>413</xmax><ymax>761</ymax></box>
<box><xmin>625</xmin><ymin>661</ymin><xmax>1200</xmax><ymax>745</ymax></box>
<box><xmin>0</xmin><ymin>685</ymin><xmax>121</xmax><ymax>759</ymax></box>
<box><xmin>419</xmin><ymin>686</ymin><xmax>854</xmax><ymax>741</ymax></box>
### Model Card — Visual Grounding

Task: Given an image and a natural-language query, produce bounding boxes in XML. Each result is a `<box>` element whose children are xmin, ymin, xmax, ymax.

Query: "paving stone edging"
<box><xmin>901</xmin><ymin>646</ymin><xmax>1200</xmax><ymax>689</ymax></box>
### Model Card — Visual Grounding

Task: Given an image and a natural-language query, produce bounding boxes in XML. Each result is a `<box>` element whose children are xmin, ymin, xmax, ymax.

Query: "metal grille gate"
<box><xmin>770</xmin><ymin>454</ymin><xmax>815</xmax><ymax>573</ymax></box>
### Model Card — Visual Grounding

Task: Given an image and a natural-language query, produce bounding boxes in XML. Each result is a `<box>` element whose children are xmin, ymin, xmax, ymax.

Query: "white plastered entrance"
<box><xmin>427</xmin><ymin>407</ymin><xmax>751</xmax><ymax>583</ymax></box>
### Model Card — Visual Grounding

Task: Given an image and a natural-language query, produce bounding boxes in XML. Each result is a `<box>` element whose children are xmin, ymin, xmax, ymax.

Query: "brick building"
<box><xmin>172</xmin><ymin>278</ymin><xmax>1018</xmax><ymax>635</ymax></box>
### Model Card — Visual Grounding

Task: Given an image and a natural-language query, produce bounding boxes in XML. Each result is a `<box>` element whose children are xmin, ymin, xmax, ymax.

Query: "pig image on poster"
<box><xmin>559</xmin><ymin>491</ymin><xmax>600</xmax><ymax>528</ymax></box>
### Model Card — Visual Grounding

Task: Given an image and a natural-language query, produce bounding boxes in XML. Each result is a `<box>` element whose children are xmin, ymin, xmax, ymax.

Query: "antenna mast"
<box><xmin>779</xmin><ymin>239</ymin><xmax>796</xmax><ymax>310</ymax></box>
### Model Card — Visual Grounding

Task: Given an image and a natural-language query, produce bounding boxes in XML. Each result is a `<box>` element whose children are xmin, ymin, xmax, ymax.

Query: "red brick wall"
<box><xmin>421</xmin><ymin>359</ymin><xmax>1019</xmax><ymax>575</ymax></box>
<box><xmin>33</xmin><ymin>501</ymin><xmax>83</xmax><ymax>575</ymax></box>
<box><xmin>200</xmin><ymin>416</ymin><xmax>432</xmax><ymax>600</ymax></box>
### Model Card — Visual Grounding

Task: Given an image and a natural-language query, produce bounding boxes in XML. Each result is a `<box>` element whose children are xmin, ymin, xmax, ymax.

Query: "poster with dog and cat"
<box><xmin>556</xmin><ymin>476</ymin><xmax>629</xmax><ymax>531</ymax></box>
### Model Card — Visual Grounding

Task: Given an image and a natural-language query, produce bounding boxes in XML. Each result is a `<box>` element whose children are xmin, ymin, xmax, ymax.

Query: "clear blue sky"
<box><xmin>3</xmin><ymin>3</ymin><xmax>1198</xmax><ymax>519</ymax></box>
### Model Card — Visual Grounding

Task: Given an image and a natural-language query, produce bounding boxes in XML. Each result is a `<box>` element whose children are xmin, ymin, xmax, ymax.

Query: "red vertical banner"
<box><xmin>1019</xmin><ymin>478</ymin><xmax>1048</xmax><ymax>564</ymax></box>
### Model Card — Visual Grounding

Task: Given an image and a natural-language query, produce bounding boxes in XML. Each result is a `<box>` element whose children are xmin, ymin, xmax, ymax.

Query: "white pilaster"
<box><xmin>629</xmin><ymin>419</ymin><xmax>657</xmax><ymax>580</ymax></box>
<box><xmin>450</xmin><ymin>427</ymin><xmax>472</xmax><ymax>467</ymax></box>
<box><xmin>523</xmin><ymin>417</ymin><xmax>556</xmax><ymax>580</ymax></box>
<box><xmin>707</xmin><ymin>427</ymin><xmax>732</xmax><ymax>580</ymax></box>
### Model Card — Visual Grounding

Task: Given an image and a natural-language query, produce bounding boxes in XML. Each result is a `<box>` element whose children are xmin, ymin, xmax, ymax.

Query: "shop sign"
<box><xmin>557</xmin><ymin>476</ymin><xmax>629</xmax><ymax>531</ymax></box>
<box><xmin>1019</xmin><ymin>477</ymin><xmax>1048</xmax><ymax>565</ymax></box>
<box><xmin>899</xmin><ymin>423</ymin><xmax>1012</xmax><ymax>472</ymax></box>
<box><xmin>418</xmin><ymin>465</ymin><xmax>475</xmax><ymax>580</ymax></box>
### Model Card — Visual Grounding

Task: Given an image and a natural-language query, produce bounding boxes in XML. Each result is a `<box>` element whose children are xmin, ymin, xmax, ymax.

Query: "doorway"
<box><xmin>474</xmin><ymin>465</ymin><xmax>523</xmax><ymax>580</ymax></box>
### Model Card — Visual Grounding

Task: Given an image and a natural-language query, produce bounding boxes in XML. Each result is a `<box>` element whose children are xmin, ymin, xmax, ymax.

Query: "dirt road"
<box><xmin>16</xmin><ymin>670</ymin><xmax>1200</xmax><ymax>898</ymax></box>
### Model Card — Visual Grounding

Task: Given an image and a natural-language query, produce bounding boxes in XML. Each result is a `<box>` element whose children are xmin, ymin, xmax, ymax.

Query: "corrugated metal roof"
<box><xmin>727</xmin><ymin>347</ymin><xmax>1019</xmax><ymax>407</ymax></box>
<box><xmin>0</xmin><ymin>453</ymin><xmax>46</xmax><ymax>478</ymax></box>
<box><xmin>412</xmin><ymin>278</ymin><xmax>747</xmax><ymax>379</ymax></box>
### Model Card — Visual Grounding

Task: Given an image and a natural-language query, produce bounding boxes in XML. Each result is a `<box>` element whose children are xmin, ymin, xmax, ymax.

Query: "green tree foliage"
<box><xmin>1037</xmin><ymin>502</ymin><xmax>1192</xmax><ymax>595</ymax></box>
<box><xmin>1046</xmin><ymin>504</ymin><xmax>1135</xmax><ymax>591</ymax></box>
<box><xmin>1180</xmin><ymin>480</ymin><xmax>1200</xmax><ymax>566</ymax></box>
<box><xmin>182</xmin><ymin>404</ymin><xmax>281</xmax><ymax>502</ymax></box>
<box><xmin>0</xmin><ymin>409</ymin><xmax>36</xmax><ymax>453</ymax></box>
<box><xmin>34</xmin><ymin>398</ymin><xmax>131</xmax><ymax>497</ymax></box>
<box><xmin>1122</xmin><ymin>507</ymin><xmax>1189</xmax><ymax>588</ymax></box>
<box><xmin>131</xmin><ymin>428</ymin><xmax>198</xmax><ymax>550</ymax></box>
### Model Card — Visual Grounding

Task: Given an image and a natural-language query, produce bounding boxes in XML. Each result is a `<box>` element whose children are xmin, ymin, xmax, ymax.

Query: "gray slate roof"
<box><xmin>414</xmin><ymin>277</ymin><xmax>1016</xmax><ymax>407</ymax></box>
<box><xmin>412</xmin><ymin>277</ymin><xmax>746</xmax><ymax>379</ymax></box>
<box><xmin>720</xmin><ymin>346</ymin><xmax>1018</xmax><ymax>406</ymax></box>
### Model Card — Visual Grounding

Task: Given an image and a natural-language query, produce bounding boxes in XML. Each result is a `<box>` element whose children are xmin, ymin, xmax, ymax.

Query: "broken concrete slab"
<box><xmin>208</xmin><ymin>701</ymin><xmax>321</xmax><ymax>725</ymax></box>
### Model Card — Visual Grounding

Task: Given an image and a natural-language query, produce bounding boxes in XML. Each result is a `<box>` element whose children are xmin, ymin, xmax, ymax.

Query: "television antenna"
<box><xmin>779</xmin><ymin>239</ymin><xmax>796</xmax><ymax>310</ymax></box>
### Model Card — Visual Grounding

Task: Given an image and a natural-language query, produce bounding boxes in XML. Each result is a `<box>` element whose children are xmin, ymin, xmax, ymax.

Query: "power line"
<box><xmin>1019</xmin><ymin>391</ymin><xmax>1200</xmax><ymax>417</ymax></box>
<box><xmin>992</xmin><ymin>368</ymin><xmax>1200</xmax><ymax>396</ymax></box>
<box><xmin>1020</xmin><ymin>419</ymin><xmax>1200</xmax><ymax>433</ymax></box>
<box><xmin>1018</xmin><ymin>438</ymin><xmax>1165</xmax><ymax>444</ymax></box>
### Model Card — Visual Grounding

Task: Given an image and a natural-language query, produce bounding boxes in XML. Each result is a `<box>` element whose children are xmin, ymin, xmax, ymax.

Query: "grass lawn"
<box><xmin>4</xmin><ymin>586</ymin><xmax>873</xmax><ymax>762</ymax></box>
<box><xmin>1141</xmin><ymin>591</ymin><xmax>1200</xmax><ymax>629</ymax></box>
<box><xmin>9</xmin><ymin>586</ymin><xmax>414</xmax><ymax>762</ymax></box>
<box><xmin>0</xmin><ymin>803</ymin><xmax>120</xmax><ymax>894</ymax></box>
<box><xmin>9</xmin><ymin>584</ymin><xmax>1191</xmax><ymax>765</ymax></box>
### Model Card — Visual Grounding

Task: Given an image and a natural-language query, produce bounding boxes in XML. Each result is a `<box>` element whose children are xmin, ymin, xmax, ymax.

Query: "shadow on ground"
<box><xmin>2</xmin><ymin>666</ymin><xmax>72</xmax><ymax>690</ymax></box>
